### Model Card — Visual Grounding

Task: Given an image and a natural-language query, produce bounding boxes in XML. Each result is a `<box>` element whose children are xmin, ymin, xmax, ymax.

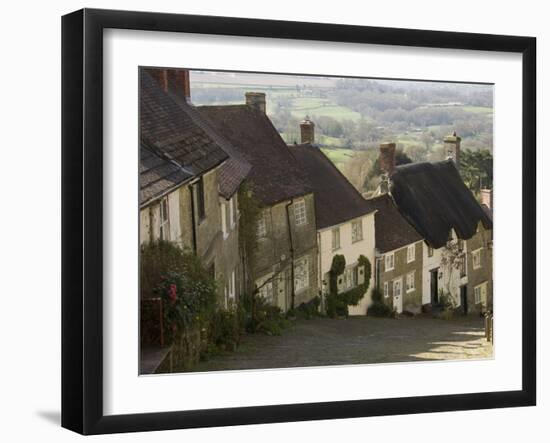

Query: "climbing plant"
<box><xmin>326</xmin><ymin>254</ymin><xmax>372</xmax><ymax>318</ymax></box>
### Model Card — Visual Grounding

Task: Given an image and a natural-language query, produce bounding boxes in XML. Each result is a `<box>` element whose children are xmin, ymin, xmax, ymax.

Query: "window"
<box><xmin>383</xmin><ymin>281</ymin><xmax>389</xmax><ymax>298</ymax></box>
<box><xmin>351</xmin><ymin>220</ymin><xmax>363</xmax><ymax>243</ymax></box>
<box><xmin>472</xmin><ymin>248</ymin><xmax>482</xmax><ymax>269</ymax></box>
<box><xmin>196</xmin><ymin>177</ymin><xmax>206</xmax><ymax>221</ymax></box>
<box><xmin>159</xmin><ymin>197</ymin><xmax>170</xmax><ymax>241</ymax></box>
<box><xmin>294</xmin><ymin>200</ymin><xmax>307</xmax><ymax>226</ymax></box>
<box><xmin>459</xmin><ymin>255</ymin><xmax>467</xmax><ymax>277</ymax></box>
<box><xmin>475</xmin><ymin>282</ymin><xmax>488</xmax><ymax>305</ymax></box>
<box><xmin>220</xmin><ymin>201</ymin><xmax>228</xmax><ymax>238</ymax></box>
<box><xmin>258</xmin><ymin>280</ymin><xmax>273</xmax><ymax>303</ymax></box>
<box><xmin>385</xmin><ymin>252</ymin><xmax>395</xmax><ymax>271</ymax></box>
<box><xmin>457</xmin><ymin>239</ymin><xmax>464</xmax><ymax>251</ymax></box>
<box><xmin>294</xmin><ymin>256</ymin><xmax>309</xmax><ymax>292</ymax></box>
<box><xmin>406</xmin><ymin>271</ymin><xmax>415</xmax><ymax>292</ymax></box>
<box><xmin>407</xmin><ymin>244</ymin><xmax>416</xmax><ymax>263</ymax></box>
<box><xmin>256</xmin><ymin>212</ymin><xmax>267</xmax><ymax>238</ymax></box>
<box><xmin>428</xmin><ymin>246</ymin><xmax>434</xmax><ymax>257</ymax></box>
<box><xmin>229</xmin><ymin>196</ymin><xmax>236</xmax><ymax>229</ymax></box>
<box><xmin>331</xmin><ymin>228</ymin><xmax>340</xmax><ymax>250</ymax></box>
<box><xmin>342</xmin><ymin>266</ymin><xmax>357</xmax><ymax>291</ymax></box>
<box><xmin>229</xmin><ymin>270</ymin><xmax>236</xmax><ymax>300</ymax></box>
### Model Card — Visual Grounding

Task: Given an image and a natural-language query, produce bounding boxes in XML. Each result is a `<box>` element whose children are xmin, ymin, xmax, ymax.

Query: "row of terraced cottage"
<box><xmin>140</xmin><ymin>68</ymin><xmax>493</xmax><ymax>320</ymax></box>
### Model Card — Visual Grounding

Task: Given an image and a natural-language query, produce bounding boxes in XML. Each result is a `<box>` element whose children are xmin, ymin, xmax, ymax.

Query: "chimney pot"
<box><xmin>300</xmin><ymin>117</ymin><xmax>315</xmax><ymax>144</ymax></box>
<box><xmin>245</xmin><ymin>92</ymin><xmax>266</xmax><ymax>113</ymax></box>
<box><xmin>480</xmin><ymin>188</ymin><xmax>493</xmax><ymax>210</ymax></box>
<box><xmin>379</xmin><ymin>142</ymin><xmax>396</xmax><ymax>176</ymax></box>
<box><xmin>444</xmin><ymin>132</ymin><xmax>462</xmax><ymax>169</ymax></box>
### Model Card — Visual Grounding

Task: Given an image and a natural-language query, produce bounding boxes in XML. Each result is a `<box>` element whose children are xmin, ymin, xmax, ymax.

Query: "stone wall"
<box><xmin>251</xmin><ymin>193</ymin><xmax>318</xmax><ymax>310</ymax></box>
<box><xmin>378</xmin><ymin>240</ymin><xmax>424</xmax><ymax>313</ymax></box>
<box><xmin>466</xmin><ymin>224</ymin><xmax>493</xmax><ymax>314</ymax></box>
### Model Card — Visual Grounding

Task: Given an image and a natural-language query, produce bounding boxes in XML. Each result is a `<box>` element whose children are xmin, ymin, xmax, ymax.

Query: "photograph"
<box><xmin>139</xmin><ymin>67</ymin><xmax>494</xmax><ymax>375</ymax></box>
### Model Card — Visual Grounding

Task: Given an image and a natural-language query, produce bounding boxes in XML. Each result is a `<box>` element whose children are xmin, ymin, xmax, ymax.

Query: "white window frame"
<box><xmin>220</xmin><ymin>201</ymin><xmax>228</xmax><ymax>239</ymax></box>
<box><xmin>406</xmin><ymin>271</ymin><xmax>415</xmax><ymax>293</ymax></box>
<box><xmin>474</xmin><ymin>282</ymin><xmax>488</xmax><ymax>305</ymax></box>
<box><xmin>159</xmin><ymin>196</ymin><xmax>170</xmax><ymax>241</ymax></box>
<box><xmin>385</xmin><ymin>252</ymin><xmax>395</xmax><ymax>272</ymax></box>
<box><xmin>229</xmin><ymin>270</ymin><xmax>236</xmax><ymax>300</ymax></box>
<box><xmin>474</xmin><ymin>285</ymin><xmax>482</xmax><ymax>304</ymax></box>
<box><xmin>229</xmin><ymin>196</ymin><xmax>236</xmax><ymax>229</ymax></box>
<box><xmin>256</xmin><ymin>212</ymin><xmax>267</xmax><ymax>239</ymax></box>
<box><xmin>351</xmin><ymin>219</ymin><xmax>363</xmax><ymax>243</ymax></box>
<box><xmin>472</xmin><ymin>248</ymin><xmax>482</xmax><ymax>270</ymax></box>
<box><xmin>383</xmin><ymin>281</ymin><xmax>389</xmax><ymax>298</ymax></box>
<box><xmin>294</xmin><ymin>256</ymin><xmax>310</xmax><ymax>293</ymax></box>
<box><xmin>294</xmin><ymin>200</ymin><xmax>307</xmax><ymax>226</ymax></box>
<box><xmin>331</xmin><ymin>227</ymin><xmax>340</xmax><ymax>251</ymax></box>
<box><xmin>407</xmin><ymin>244</ymin><xmax>416</xmax><ymax>263</ymax></box>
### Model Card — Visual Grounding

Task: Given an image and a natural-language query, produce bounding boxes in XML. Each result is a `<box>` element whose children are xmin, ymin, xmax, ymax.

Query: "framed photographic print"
<box><xmin>61</xmin><ymin>8</ymin><xmax>536</xmax><ymax>435</ymax></box>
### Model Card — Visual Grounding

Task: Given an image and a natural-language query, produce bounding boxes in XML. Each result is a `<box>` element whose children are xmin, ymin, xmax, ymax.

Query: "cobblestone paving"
<box><xmin>189</xmin><ymin>316</ymin><xmax>493</xmax><ymax>372</ymax></box>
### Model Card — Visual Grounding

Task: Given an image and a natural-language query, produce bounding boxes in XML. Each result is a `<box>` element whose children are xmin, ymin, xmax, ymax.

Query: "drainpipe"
<box><xmin>189</xmin><ymin>185</ymin><xmax>198</xmax><ymax>254</ymax></box>
<box><xmin>285</xmin><ymin>200</ymin><xmax>296</xmax><ymax>310</ymax></box>
<box><xmin>317</xmin><ymin>231</ymin><xmax>324</xmax><ymax>313</ymax></box>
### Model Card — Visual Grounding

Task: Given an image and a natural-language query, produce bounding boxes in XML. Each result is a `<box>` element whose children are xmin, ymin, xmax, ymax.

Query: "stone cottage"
<box><xmin>198</xmin><ymin>94</ymin><xmax>319</xmax><ymax>311</ymax></box>
<box><xmin>290</xmin><ymin>119</ymin><xmax>378</xmax><ymax>315</ymax></box>
<box><xmin>390</xmin><ymin>155</ymin><xmax>493</xmax><ymax>314</ymax></box>
<box><xmin>369</xmin><ymin>193</ymin><xmax>425</xmax><ymax>314</ymax></box>
<box><xmin>139</xmin><ymin>68</ymin><xmax>250</xmax><ymax>307</ymax></box>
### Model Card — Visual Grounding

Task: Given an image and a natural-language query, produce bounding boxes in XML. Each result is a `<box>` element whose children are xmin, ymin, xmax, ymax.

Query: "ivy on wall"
<box><xmin>326</xmin><ymin>254</ymin><xmax>371</xmax><ymax>318</ymax></box>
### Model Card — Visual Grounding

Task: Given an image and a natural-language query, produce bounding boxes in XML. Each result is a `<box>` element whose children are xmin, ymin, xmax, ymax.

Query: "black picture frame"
<box><xmin>61</xmin><ymin>8</ymin><xmax>536</xmax><ymax>435</ymax></box>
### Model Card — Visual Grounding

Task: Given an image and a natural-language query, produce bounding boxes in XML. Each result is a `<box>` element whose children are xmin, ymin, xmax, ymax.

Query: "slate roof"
<box><xmin>140</xmin><ymin>70</ymin><xmax>250</xmax><ymax>205</ymax></box>
<box><xmin>140</xmin><ymin>142</ymin><xmax>194</xmax><ymax>206</ymax></box>
<box><xmin>368</xmin><ymin>194</ymin><xmax>423</xmax><ymax>253</ymax></box>
<box><xmin>198</xmin><ymin>105</ymin><xmax>311</xmax><ymax>205</ymax></box>
<box><xmin>290</xmin><ymin>143</ymin><xmax>377</xmax><ymax>229</ymax></box>
<box><xmin>390</xmin><ymin>160</ymin><xmax>493</xmax><ymax>249</ymax></box>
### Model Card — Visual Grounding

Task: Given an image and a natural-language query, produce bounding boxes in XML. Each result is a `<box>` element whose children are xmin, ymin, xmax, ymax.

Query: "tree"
<box><xmin>460</xmin><ymin>149</ymin><xmax>493</xmax><ymax>193</ymax></box>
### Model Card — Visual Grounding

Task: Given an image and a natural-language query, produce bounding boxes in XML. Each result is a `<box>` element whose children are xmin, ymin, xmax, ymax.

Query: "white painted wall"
<box><xmin>139</xmin><ymin>188</ymin><xmax>183</xmax><ymax>246</ymax></box>
<box><xmin>318</xmin><ymin>213</ymin><xmax>376</xmax><ymax>315</ymax></box>
<box><xmin>422</xmin><ymin>231</ymin><xmax>468</xmax><ymax>307</ymax></box>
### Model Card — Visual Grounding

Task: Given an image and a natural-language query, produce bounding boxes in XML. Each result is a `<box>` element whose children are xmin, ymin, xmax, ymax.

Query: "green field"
<box><xmin>289</xmin><ymin>97</ymin><xmax>361</xmax><ymax>121</ymax></box>
<box><xmin>321</xmin><ymin>147</ymin><xmax>355</xmax><ymax>167</ymax></box>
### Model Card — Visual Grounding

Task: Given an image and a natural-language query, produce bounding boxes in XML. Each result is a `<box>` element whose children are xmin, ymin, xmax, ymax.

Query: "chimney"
<box><xmin>166</xmin><ymin>69</ymin><xmax>191</xmax><ymax>102</ymax></box>
<box><xmin>300</xmin><ymin>117</ymin><xmax>315</xmax><ymax>144</ymax></box>
<box><xmin>444</xmin><ymin>131</ymin><xmax>461</xmax><ymax>169</ymax></box>
<box><xmin>379</xmin><ymin>142</ymin><xmax>396</xmax><ymax>176</ymax></box>
<box><xmin>245</xmin><ymin>92</ymin><xmax>266</xmax><ymax>113</ymax></box>
<box><xmin>146</xmin><ymin>68</ymin><xmax>191</xmax><ymax>102</ymax></box>
<box><xmin>480</xmin><ymin>188</ymin><xmax>493</xmax><ymax>210</ymax></box>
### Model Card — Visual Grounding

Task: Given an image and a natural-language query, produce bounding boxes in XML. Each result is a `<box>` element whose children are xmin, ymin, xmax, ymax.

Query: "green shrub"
<box><xmin>141</xmin><ymin>241</ymin><xmax>217</xmax><ymax>344</ymax></box>
<box><xmin>326</xmin><ymin>254</ymin><xmax>372</xmax><ymax>318</ymax></box>
<box><xmin>240</xmin><ymin>292</ymin><xmax>290</xmax><ymax>335</ymax></box>
<box><xmin>371</xmin><ymin>287</ymin><xmax>383</xmax><ymax>303</ymax></box>
<box><xmin>367</xmin><ymin>302</ymin><xmax>395</xmax><ymax>318</ymax></box>
<box><xmin>291</xmin><ymin>296</ymin><xmax>321</xmax><ymax>319</ymax></box>
<box><xmin>209</xmin><ymin>308</ymin><xmax>240</xmax><ymax>351</ymax></box>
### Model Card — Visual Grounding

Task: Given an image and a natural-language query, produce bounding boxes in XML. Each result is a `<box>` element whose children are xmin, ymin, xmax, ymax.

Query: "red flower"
<box><xmin>169</xmin><ymin>284</ymin><xmax>177</xmax><ymax>304</ymax></box>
